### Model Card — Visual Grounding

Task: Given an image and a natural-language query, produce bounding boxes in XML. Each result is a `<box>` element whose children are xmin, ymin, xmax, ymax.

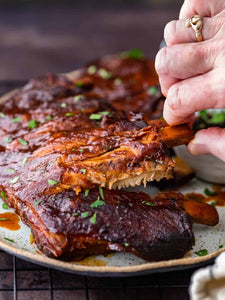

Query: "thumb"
<box><xmin>188</xmin><ymin>127</ymin><xmax>225</xmax><ymax>162</ymax></box>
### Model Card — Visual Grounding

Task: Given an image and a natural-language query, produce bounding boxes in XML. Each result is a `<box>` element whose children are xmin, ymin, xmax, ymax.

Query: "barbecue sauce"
<box><xmin>75</xmin><ymin>256</ymin><xmax>107</xmax><ymax>267</ymax></box>
<box><xmin>30</xmin><ymin>233</ymin><xmax>34</xmax><ymax>244</ymax></box>
<box><xmin>0</xmin><ymin>212</ymin><xmax>20</xmax><ymax>231</ymax></box>
<box><xmin>185</xmin><ymin>186</ymin><xmax>225</xmax><ymax>207</ymax></box>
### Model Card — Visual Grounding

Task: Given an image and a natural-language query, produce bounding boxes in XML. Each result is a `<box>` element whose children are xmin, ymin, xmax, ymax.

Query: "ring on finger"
<box><xmin>185</xmin><ymin>15</ymin><xmax>203</xmax><ymax>42</ymax></box>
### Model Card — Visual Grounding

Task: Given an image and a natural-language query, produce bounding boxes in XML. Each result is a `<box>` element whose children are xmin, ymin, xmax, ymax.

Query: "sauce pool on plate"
<box><xmin>0</xmin><ymin>212</ymin><xmax>20</xmax><ymax>231</ymax></box>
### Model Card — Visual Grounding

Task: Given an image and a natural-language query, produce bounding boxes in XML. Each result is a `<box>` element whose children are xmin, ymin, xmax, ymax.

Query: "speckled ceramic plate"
<box><xmin>0</xmin><ymin>80</ymin><xmax>224</xmax><ymax>277</ymax></box>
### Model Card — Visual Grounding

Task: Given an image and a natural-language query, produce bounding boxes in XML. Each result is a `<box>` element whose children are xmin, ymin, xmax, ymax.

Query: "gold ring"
<box><xmin>185</xmin><ymin>15</ymin><xmax>203</xmax><ymax>42</ymax></box>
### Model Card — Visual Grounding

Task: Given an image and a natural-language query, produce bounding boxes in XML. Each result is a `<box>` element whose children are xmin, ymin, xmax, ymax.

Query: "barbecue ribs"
<box><xmin>0</xmin><ymin>53</ymin><xmax>214</xmax><ymax>262</ymax></box>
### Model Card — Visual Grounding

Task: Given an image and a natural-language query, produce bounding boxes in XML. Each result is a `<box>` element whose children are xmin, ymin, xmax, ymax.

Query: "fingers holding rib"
<box><xmin>188</xmin><ymin>127</ymin><xmax>225</xmax><ymax>162</ymax></box>
<box><xmin>163</xmin><ymin>69</ymin><xmax>225</xmax><ymax>125</ymax></box>
<box><xmin>155</xmin><ymin>42</ymin><xmax>214</xmax><ymax>96</ymax></box>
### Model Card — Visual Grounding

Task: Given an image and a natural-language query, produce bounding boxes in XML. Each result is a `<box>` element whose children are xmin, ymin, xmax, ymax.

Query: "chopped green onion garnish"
<box><xmin>34</xmin><ymin>201</ymin><xmax>40</xmax><ymax>206</ymax></box>
<box><xmin>0</xmin><ymin>191</ymin><xmax>7</xmax><ymax>199</ymax></box>
<box><xmin>90</xmin><ymin>111</ymin><xmax>110</xmax><ymax>120</ymax></box>
<box><xmin>66</xmin><ymin>112</ymin><xmax>74</xmax><ymax>117</ymax></box>
<box><xmin>84</xmin><ymin>189</ymin><xmax>89</xmax><ymax>197</ymax></box>
<box><xmin>76</xmin><ymin>81</ymin><xmax>83</xmax><ymax>88</ymax></box>
<box><xmin>90</xmin><ymin>212</ymin><xmax>97</xmax><ymax>224</ymax></box>
<box><xmin>81</xmin><ymin>168</ymin><xmax>86</xmax><ymax>174</ymax></box>
<box><xmin>74</xmin><ymin>95</ymin><xmax>84</xmax><ymax>102</ymax></box>
<box><xmin>99</xmin><ymin>187</ymin><xmax>104</xmax><ymax>199</ymax></box>
<box><xmin>204</xmin><ymin>188</ymin><xmax>217</xmax><ymax>196</ymax></box>
<box><xmin>46</xmin><ymin>115</ymin><xmax>52</xmax><ymax>121</ymax></box>
<box><xmin>148</xmin><ymin>86</ymin><xmax>158</xmax><ymax>96</ymax></box>
<box><xmin>120</xmin><ymin>49</ymin><xmax>144</xmax><ymax>59</ymax></box>
<box><xmin>91</xmin><ymin>196</ymin><xmax>104</xmax><ymax>208</ymax></box>
<box><xmin>61</xmin><ymin>103</ymin><xmax>67</xmax><ymax>108</ymax></box>
<box><xmin>0</xmin><ymin>112</ymin><xmax>5</xmax><ymax>118</ymax></box>
<box><xmin>114</xmin><ymin>78</ymin><xmax>122</xmax><ymax>85</ymax></box>
<box><xmin>6</xmin><ymin>168</ymin><xmax>15</xmax><ymax>174</ymax></box>
<box><xmin>124</xmin><ymin>243</ymin><xmax>129</xmax><ymax>247</ymax></box>
<box><xmin>22</xmin><ymin>157</ymin><xmax>29</xmax><ymax>165</ymax></box>
<box><xmin>19</xmin><ymin>138</ymin><xmax>28</xmax><ymax>146</ymax></box>
<box><xmin>12</xmin><ymin>117</ymin><xmax>21</xmax><ymax>123</ymax></box>
<box><xmin>5</xmin><ymin>136</ymin><xmax>12</xmax><ymax>144</ymax></box>
<box><xmin>79</xmin><ymin>149</ymin><xmax>84</xmax><ymax>152</ymax></box>
<box><xmin>73</xmin><ymin>212</ymin><xmax>79</xmax><ymax>216</ymax></box>
<box><xmin>142</xmin><ymin>201</ymin><xmax>156</xmax><ymax>206</ymax></box>
<box><xmin>81</xmin><ymin>211</ymin><xmax>89</xmax><ymax>218</ymax></box>
<box><xmin>4</xmin><ymin>238</ymin><xmax>14</xmax><ymax>243</ymax></box>
<box><xmin>0</xmin><ymin>218</ymin><xmax>9</xmax><ymax>221</ymax></box>
<box><xmin>98</xmin><ymin>68</ymin><xmax>112</xmax><ymax>79</ymax></box>
<box><xmin>2</xmin><ymin>203</ymin><xmax>8</xmax><ymax>209</ymax></box>
<box><xmin>90</xmin><ymin>113</ymin><xmax>102</xmax><ymax>120</ymax></box>
<box><xmin>87</xmin><ymin>65</ymin><xmax>97</xmax><ymax>74</ymax></box>
<box><xmin>48</xmin><ymin>179</ymin><xmax>58</xmax><ymax>186</ymax></box>
<box><xmin>9</xmin><ymin>176</ymin><xmax>20</xmax><ymax>184</ymax></box>
<box><xmin>195</xmin><ymin>249</ymin><xmax>208</xmax><ymax>256</ymax></box>
<box><xmin>104</xmin><ymin>145</ymin><xmax>109</xmax><ymax>150</ymax></box>
<box><xmin>145</xmin><ymin>202</ymin><xmax>156</xmax><ymax>206</ymax></box>
<box><xmin>28</xmin><ymin>120</ymin><xmax>38</xmax><ymax>129</ymax></box>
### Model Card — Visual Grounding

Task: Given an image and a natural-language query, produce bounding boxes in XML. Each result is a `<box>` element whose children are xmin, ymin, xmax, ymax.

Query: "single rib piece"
<box><xmin>1</xmin><ymin>186</ymin><xmax>195</xmax><ymax>261</ymax></box>
<box><xmin>0</xmin><ymin>73</ymin><xmax>193</xmax><ymax>194</ymax></box>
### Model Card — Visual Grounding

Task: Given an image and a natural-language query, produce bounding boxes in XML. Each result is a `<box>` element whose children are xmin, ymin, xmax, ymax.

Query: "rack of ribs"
<box><xmin>0</xmin><ymin>53</ymin><xmax>218</xmax><ymax>261</ymax></box>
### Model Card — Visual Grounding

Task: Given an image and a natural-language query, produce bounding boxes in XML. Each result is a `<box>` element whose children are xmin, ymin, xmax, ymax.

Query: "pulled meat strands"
<box><xmin>1</xmin><ymin>186</ymin><xmax>195</xmax><ymax>261</ymax></box>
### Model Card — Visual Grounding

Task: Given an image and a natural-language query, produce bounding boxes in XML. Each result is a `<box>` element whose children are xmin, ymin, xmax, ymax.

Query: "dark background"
<box><xmin>0</xmin><ymin>0</ymin><xmax>182</xmax><ymax>80</ymax></box>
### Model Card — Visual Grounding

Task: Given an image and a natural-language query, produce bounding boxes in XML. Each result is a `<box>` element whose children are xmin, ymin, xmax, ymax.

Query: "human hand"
<box><xmin>179</xmin><ymin>0</ymin><xmax>225</xmax><ymax>20</ymax></box>
<box><xmin>155</xmin><ymin>1</ymin><xmax>225</xmax><ymax>160</ymax></box>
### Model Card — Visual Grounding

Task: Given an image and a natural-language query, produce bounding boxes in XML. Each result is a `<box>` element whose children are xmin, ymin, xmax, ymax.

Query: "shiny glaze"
<box><xmin>0</xmin><ymin>54</ymin><xmax>194</xmax><ymax>261</ymax></box>
<box><xmin>0</xmin><ymin>212</ymin><xmax>20</xmax><ymax>231</ymax></box>
<box><xmin>0</xmin><ymin>70</ymin><xmax>175</xmax><ymax>194</ymax></box>
<box><xmin>12</xmin><ymin>187</ymin><xmax>194</xmax><ymax>261</ymax></box>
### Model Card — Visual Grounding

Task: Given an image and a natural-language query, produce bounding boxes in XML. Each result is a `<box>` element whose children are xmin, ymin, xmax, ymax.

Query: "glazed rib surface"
<box><xmin>0</xmin><ymin>53</ymin><xmax>196</xmax><ymax>261</ymax></box>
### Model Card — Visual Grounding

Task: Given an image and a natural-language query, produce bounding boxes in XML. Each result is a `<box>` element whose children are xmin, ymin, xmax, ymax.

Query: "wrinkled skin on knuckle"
<box><xmin>155</xmin><ymin>47</ymin><xmax>169</xmax><ymax>76</ymax></box>
<box><xmin>167</xmin><ymin>84</ymin><xmax>182</xmax><ymax>113</ymax></box>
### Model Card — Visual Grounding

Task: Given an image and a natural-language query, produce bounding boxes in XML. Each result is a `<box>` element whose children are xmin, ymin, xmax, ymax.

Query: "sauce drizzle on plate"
<box><xmin>0</xmin><ymin>212</ymin><xmax>20</xmax><ymax>231</ymax></box>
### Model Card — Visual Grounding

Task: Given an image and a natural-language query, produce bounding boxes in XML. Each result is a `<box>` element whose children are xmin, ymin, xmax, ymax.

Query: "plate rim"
<box><xmin>0</xmin><ymin>72</ymin><xmax>224</xmax><ymax>276</ymax></box>
<box><xmin>0</xmin><ymin>238</ymin><xmax>224</xmax><ymax>276</ymax></box>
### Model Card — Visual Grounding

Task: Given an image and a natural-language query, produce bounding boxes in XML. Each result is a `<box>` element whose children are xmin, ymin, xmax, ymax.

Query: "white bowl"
<box><xmin>174</xmin><ymin>145</ymin><xmax>225</xmax><ymax>184</ymax></box>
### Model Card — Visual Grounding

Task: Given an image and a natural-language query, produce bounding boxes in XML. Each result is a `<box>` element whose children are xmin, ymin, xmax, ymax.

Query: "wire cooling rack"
<box><xmin>0</xmin><ymin>248</ymin><xmax>199</xmax><ymax>300</ymax></box>
<box><xmin>0</xmin><ymin>81</ymin><xmax>207</xmax><ymax>300</ymax></box>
